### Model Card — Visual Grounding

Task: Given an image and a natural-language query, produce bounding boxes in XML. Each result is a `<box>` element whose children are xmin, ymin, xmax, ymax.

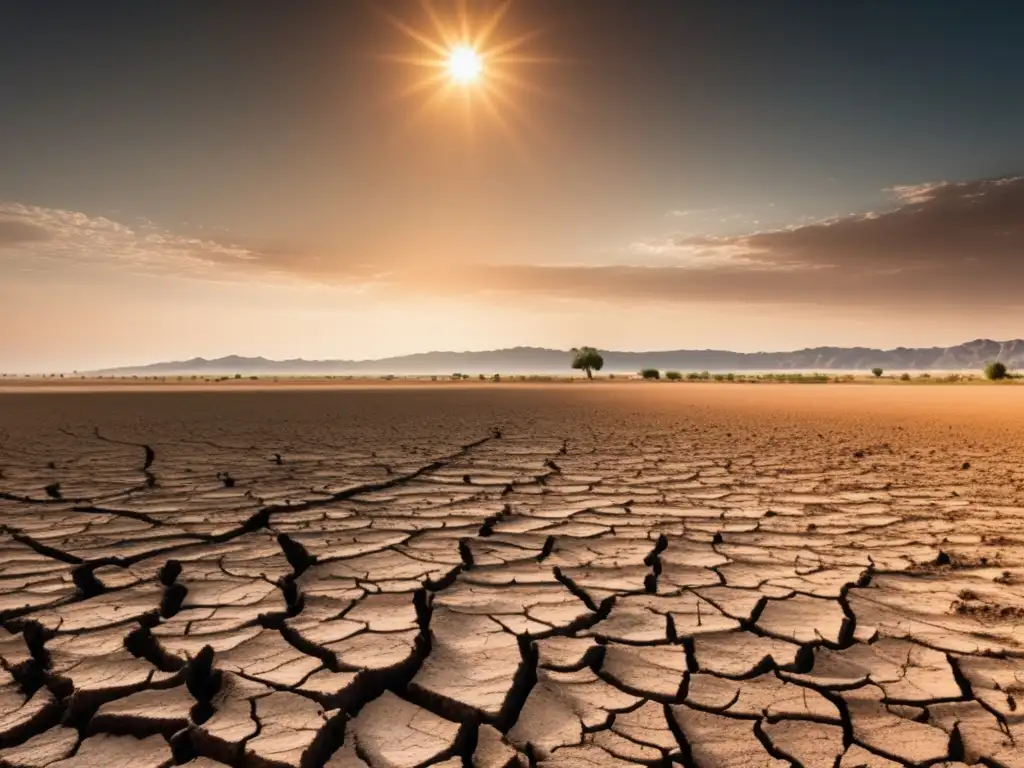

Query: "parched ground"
<box><xmin>0</xmin><ymin>384</ymin><xmax>1022</xmax><ymax>768</ymax></box>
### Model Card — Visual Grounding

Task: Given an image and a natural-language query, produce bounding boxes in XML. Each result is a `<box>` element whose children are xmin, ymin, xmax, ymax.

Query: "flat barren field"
<box><xmin>0</xmin><ymin>384</ymin><xmax>1022</xmax><ymax>767</ymax></box>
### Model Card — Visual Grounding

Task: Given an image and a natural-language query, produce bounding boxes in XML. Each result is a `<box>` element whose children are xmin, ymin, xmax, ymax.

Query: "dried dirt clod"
<box><xmin>347</xmin><ymin>691</ymin><xmax>460</xmax><ymax>767</ymax></box>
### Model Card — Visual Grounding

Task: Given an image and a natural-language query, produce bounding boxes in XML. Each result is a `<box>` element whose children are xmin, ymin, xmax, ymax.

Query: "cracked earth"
<box><xmin>0</xmin><ymin>384</ymin><xmax>1022</xmax><ymax>768</ymax></box>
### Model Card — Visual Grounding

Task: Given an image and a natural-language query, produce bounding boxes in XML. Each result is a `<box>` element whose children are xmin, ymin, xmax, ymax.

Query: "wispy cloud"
<box><xmin>627</xmin><ymin>237</ymin><xmax>780</xmax><ymax>270</ymax></box>
<box><xmin>0</xmin><ymin>203</ymin><xmax>262</xmax><ymax>279</ymax></box>
<box><xmin>0</xmin><ymin>202</ymin><xmax>409</xmax><ymax>289</ymax></box>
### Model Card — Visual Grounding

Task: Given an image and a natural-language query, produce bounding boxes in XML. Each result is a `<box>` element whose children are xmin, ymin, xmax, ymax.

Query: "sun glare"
<box><xmin>379</xmin><ymin>0</ymin><xmax>554</xmax><ymax>149</ymax></box>
<box><xmin>447</xmin><ymin>45</ymin><xmax>482</xmax><ymax>84</ymax></box>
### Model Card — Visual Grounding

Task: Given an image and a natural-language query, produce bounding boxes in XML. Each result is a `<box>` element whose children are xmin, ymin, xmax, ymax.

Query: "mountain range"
<box><xmin>92</xmin><ymin>339</ymin><xmax>1024</xmax><ymax>376</ymax></box>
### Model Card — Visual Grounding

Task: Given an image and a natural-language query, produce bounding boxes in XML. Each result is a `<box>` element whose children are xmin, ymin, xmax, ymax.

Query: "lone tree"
<box><xmin>571</xmin><ymin>347</ymin><xmax>604</xmax><ymax>380</ymax></box>
<box><xmin>871</xmin><ymin>367</ymin><xmax>883</xmax><ymax>378</ymax></box>
<box><xmin>984</xmin><ymin>361</ymin><xmax>1008</xmax><ymax>380</ymax></box>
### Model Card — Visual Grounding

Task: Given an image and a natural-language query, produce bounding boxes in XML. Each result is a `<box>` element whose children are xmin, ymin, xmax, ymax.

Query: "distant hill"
<box><xmin>91</xmin><ymin>339</ymin><xmax>1024</xmax><ymax>375</ymax></box>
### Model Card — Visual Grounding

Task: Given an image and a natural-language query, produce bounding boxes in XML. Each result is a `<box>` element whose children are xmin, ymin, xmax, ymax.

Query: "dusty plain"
<box><xmin>0</xmin><ymin>384</ymin><xmax>1022</xmax><ymax>768</ymax></box>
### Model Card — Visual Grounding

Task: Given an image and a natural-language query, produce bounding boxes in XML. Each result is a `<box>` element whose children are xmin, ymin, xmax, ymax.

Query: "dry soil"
<box><xmin>0</xmin><ymin>384</ymin><xmax>1021</xmax><ymax>767</ymax></box>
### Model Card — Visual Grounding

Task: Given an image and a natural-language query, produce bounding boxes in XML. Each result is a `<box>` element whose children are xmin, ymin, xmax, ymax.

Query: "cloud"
<box><xmin>736</xmin><ymin>174</ymin><xmax>1024</xmax><ymax>275</ymax></box>
<box><xmin>626</xmin><ymin>237</ymin><xmax>776</xmax><ymax>270</ymax></box>
<box><xmin>0</xmin><ymin>202</ymin><xmax>412</xmax><ymax>290</ymax></box>
<box><xmin>0</xmin><ymin>216</ymin><xmax>52</xmax><ymax>247</ymax></box>
<box><xmin>0</xmin><ymin>202</ymin><xmax>355</xmax><ymax>286</ymax></box>
<box><xmin>443</xmin><ymin>173</ymin><xmax>1024</xmax><ymax>306</ymax></box>
<box><xmin>4</xmin><ymin>173</ymin><xmax>1023</xmax><ymax>308</ymax></box>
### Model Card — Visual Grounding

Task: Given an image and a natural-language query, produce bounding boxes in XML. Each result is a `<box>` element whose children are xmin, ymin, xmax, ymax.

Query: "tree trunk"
<box><xmin>585</xmin><ymin>368</ymin><xmax>593</xmax><ymax>380</ymax></box>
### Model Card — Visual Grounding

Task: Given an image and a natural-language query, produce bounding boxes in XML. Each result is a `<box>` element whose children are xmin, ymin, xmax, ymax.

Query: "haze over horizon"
<box><xmin>3</xmin><ymin>1</ymin><xmax>1024</xmax><ymax>371</ymax></box>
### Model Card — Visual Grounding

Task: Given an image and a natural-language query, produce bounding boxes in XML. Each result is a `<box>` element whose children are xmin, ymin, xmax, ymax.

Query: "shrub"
<box><xmin>491</xmin><ymin>374</ymin><xmax>501</xmax><ymax>382</ymax></box>
<box><xmin>985</xmin><ymin>361</ymin><xmax>1008</xmax><ymax>380</ymax></box>
<box><xmin>871</xmin><ymin>367</ymin><xmax>883</xmax><ymax>378</ymax></box>
<box><xmin>900</xmin><ymin>372</ymin><xmax>911</xmax><ymax>381</ymax></box>
<box><xmin>725</xmin><ymin>372</ymin><xmax>735</xmax><ymax>381</ymax></box>
<box><xmin>686</xmin><ymin>372</ymin><xmax>701</xmax><ymax>380</ymax></box>
<box><xmin>665</xmin><ymin>371</ymin><xmax>682</xmax><ymax>381</ymax></box>
<box><xmin>571</xmin><ymin>347</ymin><xmax>604</xmax><ymax>380</ymax></box>
<box><xmin>713</xmin><ymin>374</ymin><xmax>725</xmax><ymax>382</ymax></box>
<box><xmin>764</xmin><ymin>372</ymin><xmax>830</xmax><ymax>384</ymax></box>
<box><xmin>640</xmin><ymin>368</ymin><xmax>660</xmax><ymax>380</ymax></box>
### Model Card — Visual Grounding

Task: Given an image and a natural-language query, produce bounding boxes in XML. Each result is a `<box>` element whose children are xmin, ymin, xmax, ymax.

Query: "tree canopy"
<box><xmin>571</xmin><ymin>347</ymin><xmax>604</xmax><ymax>379</ymax></box>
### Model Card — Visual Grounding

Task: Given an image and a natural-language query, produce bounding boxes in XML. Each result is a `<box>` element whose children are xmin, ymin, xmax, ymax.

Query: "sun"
<box><xmin>378</xmin><ymin>0</ymin><xmax>555</xmax><ymax>148</ymax></box>
<box><xmin>447</xmin><ymin>45</ymin><xmax>482</xmax><ymax>84</ymax></box>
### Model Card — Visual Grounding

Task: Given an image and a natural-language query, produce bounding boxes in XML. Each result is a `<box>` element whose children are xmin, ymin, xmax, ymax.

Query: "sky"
<box><xmin>2</xmin><ymin>0</ymin><xmax>1024</xmax><ymax>371</ymax></box>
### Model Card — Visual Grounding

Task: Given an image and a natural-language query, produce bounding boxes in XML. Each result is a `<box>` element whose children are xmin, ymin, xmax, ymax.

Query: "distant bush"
<box><xmin>762</xmin><ymin>372</ymin><xmax>829</xmax><ymax>384</ymax></box>
<box><xmin>725</xmin><ymin>372</ymin><xmax>735</xmax><ymax>381</ymax></box>
<box><xmin>871</xmin><ymin>367</ymin><xmax>883</xmax><ymax>378</ymax></box>
<box><xmin>640</xmin><ymin>368</ymin><xmax>660</xmax><ymax>380</ymax></box>
<box><xmin>900</xmin><ymin>372</ymin><xmax>911</xmax><ymax>381</ymax></box>
<box><xmin>985</xmin><ymin>361</ymin><xmax>1008</xmax><ymax>380</ymax></box>
<box><xmin>713</xmin><ymin>373</ymin><xmax>725</xmax><ymax>382</ymax></box>
<box><xmin>686</xmin><ymin>372</ymin><xmax>701</xmax><ymax>380</ymax></box>
<box><xmin>665</xmin><ymin>371</ymin><xmax>682</xmax><ymax>381</ymax></box>
<box><xmin>491</xmin><ymin>374</ymin><xmax>501</xmax><ymax>382</ymax></box>
<box><xmin>234</xmin><ymin>373</ymin><xmax>242</xmax><ymax>380</ymax></box>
